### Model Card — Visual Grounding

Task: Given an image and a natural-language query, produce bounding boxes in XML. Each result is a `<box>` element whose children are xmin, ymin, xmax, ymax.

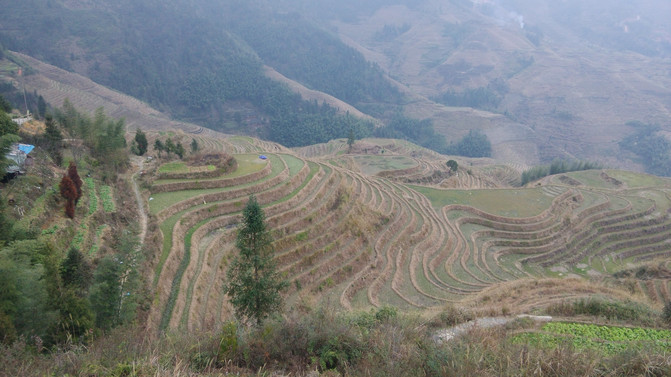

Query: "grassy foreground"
<box><xmin>3</xmin><ymin>303</ymin><xmax>671</xmax><ymax>377</ymax></box>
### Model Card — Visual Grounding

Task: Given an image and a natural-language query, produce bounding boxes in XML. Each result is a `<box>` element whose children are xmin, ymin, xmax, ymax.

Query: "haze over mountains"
<box><xmin>1</xmin><ymin>0</ymin><xmax>670</xmax><ymax>172</ymax></box>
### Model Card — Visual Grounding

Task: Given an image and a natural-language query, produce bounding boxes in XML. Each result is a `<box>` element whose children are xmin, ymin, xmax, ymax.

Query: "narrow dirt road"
<box><xmin>433</xmin><ymin>315</ymin><xmax>553</xmax><ymax>343</ymax></box>
<box><xmin>130</xmin><ymin>156</ymin><xmax>148</xmax><ymax>243</ymax></box>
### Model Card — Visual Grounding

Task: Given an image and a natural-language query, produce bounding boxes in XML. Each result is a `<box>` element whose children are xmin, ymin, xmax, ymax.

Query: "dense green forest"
<box><xmin>619</xmin><ymin>121</ymin><xmax>671</xmax><ymax>177</ymax></box>
<box><xmin>375</xmin><ymin>115</ymin><xmax>448</xmax><ymax>153</ymax></box>
<box><xmin>0</xmin><ymin>0</ymin><xmax>402</xmax><ymax>148</ymax></box>
<box><xmin>223</xmin><ymin>9</ymin><xmax>403</xmax><ymax>109</ymax></box>
<box><xmin>520</xmin><ymin>160</ymin><xmax>602</xmax><ymax>185</ymax></box>
<box><xmin>374</xmin><ymin>116</ymin><xmax>492</xmax><ymax>157</ymax></box>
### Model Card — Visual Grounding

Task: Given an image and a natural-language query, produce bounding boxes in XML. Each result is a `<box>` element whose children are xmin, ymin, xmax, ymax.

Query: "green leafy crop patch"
<box><xmin>511</xmin><ymin>322</ymin><xmax>671</xmax><ymax>355</ymax></box>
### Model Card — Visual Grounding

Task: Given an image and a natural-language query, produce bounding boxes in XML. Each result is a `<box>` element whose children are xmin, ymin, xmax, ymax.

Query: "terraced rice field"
<box><xmin>147</xmin><ymin>137</ymin><xmax>671</xmax><ymax>331</ymax></box>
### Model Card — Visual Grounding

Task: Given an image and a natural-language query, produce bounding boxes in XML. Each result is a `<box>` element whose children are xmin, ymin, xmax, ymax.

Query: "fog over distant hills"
<box><xmin>1</xmin><ymin>0</ymin><xmax>670</xmax><ymax>172</ymax></box>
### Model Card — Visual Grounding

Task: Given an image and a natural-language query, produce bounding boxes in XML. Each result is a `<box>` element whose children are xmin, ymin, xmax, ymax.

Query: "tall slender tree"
<box><xmin>154</xmin><ymin>139</ymin><xmax>164</xmax><ymax>157</ymax></box>
<box><xmin>190</xmin><ymin>138</ymin><xmax>199</xmax><ymax>153</ymax></box>
<box><xmin>43</xmin><ymin>114</ymin><xmax>62</xmax><ymax>164</ymax></box>
<box><xmin>59</xmin><ymin>175</ymin><xmax>77</xmax><ymax>219</ymax></box>
<box><xmin>134</xmin><ymin>128</ymin><xmax>148</xmax><ymax>156</ymax></box>
<box><xmin>67</xmin><ymin>162</ymin><xmax>83</xmax><ymax>204</ymax></box>
<box><xmin>224</xmin><ymin>195</ymin><xmax>288</xmax><ymax>326</ymax></box>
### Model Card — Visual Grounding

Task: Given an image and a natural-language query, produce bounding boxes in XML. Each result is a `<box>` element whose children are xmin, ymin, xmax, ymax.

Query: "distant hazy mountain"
<box><xmin>1</xmin><ymin>0</ymin><xmax>670</xmax><ymax>172</ymax></box>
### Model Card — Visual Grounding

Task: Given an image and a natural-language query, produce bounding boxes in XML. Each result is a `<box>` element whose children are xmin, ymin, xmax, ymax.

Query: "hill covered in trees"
<box><xmin>0</xmin><ymin>0</ymin><xmax>402</xmax><ymax>149</ymax></box>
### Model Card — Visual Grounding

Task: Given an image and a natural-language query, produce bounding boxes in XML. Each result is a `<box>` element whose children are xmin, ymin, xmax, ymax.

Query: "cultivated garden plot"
<box><xmin>513</xmin><ymin>322</ymin><xmax>671</xmax><ymax>355</ymax></box>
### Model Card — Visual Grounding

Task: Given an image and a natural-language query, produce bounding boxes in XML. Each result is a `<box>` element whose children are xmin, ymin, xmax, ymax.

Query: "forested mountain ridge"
<box><xmin>317</xmin><ymin>0</ymin><xmax>671</xmax><ymax>170</ymax></box>
<box><xmin>0</xmin><ymin>0</ymin><xmax>392</xmax><ymax>146</ymax></box>
<box><xmin>1</xmin><ymin>0</ymin><xmax>671</xmax><ymax>172</ymax></box>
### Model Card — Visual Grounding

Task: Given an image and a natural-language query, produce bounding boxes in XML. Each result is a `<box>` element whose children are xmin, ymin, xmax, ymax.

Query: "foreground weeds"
<box><xmin>3</xmin><ymin>307</ymin><xmax>671</xmax><ymax>376</ymax></box>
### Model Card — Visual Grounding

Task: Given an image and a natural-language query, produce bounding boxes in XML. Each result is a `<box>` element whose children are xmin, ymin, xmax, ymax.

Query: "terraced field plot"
<box><xmin>353</xmin><ymin>155</ymin><xmax>418</xmax><ymax>175</ymax></box>
<box><xmin>513</xmin><ymin>322</ymin><xmax>671</xmax><ymax>354</ymax></box>
<box><xmin>146</xmin><ymin>138</ymin><xmax>671</xmax><ymax>331</ymax></box>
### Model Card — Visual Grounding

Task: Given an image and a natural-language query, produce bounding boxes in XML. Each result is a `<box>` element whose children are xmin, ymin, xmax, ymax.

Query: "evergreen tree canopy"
<box><xmin>0</xmin><ymin>108</ymin><xmax>18</xmax><ymax>137</ymax></box>
<box><xmin>134</xmin><ymin>129</ymin><xmax>148</xmax><ymax>156</ymax></box>
<box><xmin>225</xmin><ymin>195</ymin><xmax>288</xmax><ymax>326</ymax></box>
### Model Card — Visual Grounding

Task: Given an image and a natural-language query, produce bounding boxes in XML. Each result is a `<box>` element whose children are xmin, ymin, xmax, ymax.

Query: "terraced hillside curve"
<box><xmin>144</xmin><ymin>136</ymin><xmax>671</xmax><ymax>331</ymax></box>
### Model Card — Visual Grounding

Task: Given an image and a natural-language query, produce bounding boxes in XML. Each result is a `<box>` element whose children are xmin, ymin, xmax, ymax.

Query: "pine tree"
<box><xmin>190</xmin><ymin>138</ymin><xmax>199</xmax><ymax>153</ymax></box>
<box><xmin>0</xmin><ymin>196</ymin><xmax>13</xmax><ymax>245</ymax></box>
<box><xmin>164</xmin><ymin>138</ymin><xmax>175</xmax><ymax>157</ymax></box>
<box><xmin>60</xmin><ymin>247</ymin><xmax>92</xmax><ymax>294</ymax></box>
<box><xmin>154</xmin><ymin>139</ymin><xmax>164</xmax><ymax>157</ymax></box>
<box><xmin>134</xmin><ymin>128</ymin><xmax>148</xmax><ymax>156</ymax></box>
<box><xmin>224</xmin><ymin>195</ymin><xmax>288</xmax><ymax>326</ymax></box>
<box><xmin>44</xmin><ymin>114</ymin><xmax>62</xmax><ymax>164</ymax></box>
<box><xmin>174</xmin><ymin>141</ymin><xmax>185</xmax><ymax>159</ymax></box>
<box><xmin>89</xmin><ymin>256</ymin><xmax>121</xmax><ymax>330</ymax></box>
<box><xmin>37</xmin><ymin>95</ymin><xmax>47</xmax><ymax>119</ymax></box>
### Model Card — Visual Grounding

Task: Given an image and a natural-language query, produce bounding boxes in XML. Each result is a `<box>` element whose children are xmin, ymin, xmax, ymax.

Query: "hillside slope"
<box><xmin>138</xmin><ymin>133</ymin><xmax>671</xmax><ymax>331</ymax></box>
<box><xmin>326</xmin><ymin>0</ymin><xmax>671</xmax><ymax>169</ymax></box>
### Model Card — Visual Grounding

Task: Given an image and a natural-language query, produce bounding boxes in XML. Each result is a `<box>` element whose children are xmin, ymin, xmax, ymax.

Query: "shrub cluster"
<box><xmin>546</xmin><ymin>297</ymin><xmax>660</xmax><ymax>327</ymax></box>
<box><xmin>5</xmin><ymin>304</ymin><xmax>671</xmax><ymax>376</ymax></box>
<box><xmin>521</xmin><ymin>160</ymin><xmax>601</xmax><ymax>185</ymax></box>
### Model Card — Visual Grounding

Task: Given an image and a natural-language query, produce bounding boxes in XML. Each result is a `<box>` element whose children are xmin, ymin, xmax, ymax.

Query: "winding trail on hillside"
<box><xmin>433</xmin><ymin>315</ymin><xmax>553</xmax><ymax>343</ymax></box>
<box><xmin>131</xmin><ymin>156</ymin><xmax>148</xmax><ymax>243</ymax></box>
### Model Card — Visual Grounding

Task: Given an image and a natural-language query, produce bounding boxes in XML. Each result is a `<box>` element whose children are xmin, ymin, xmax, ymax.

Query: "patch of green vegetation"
<box><xmin>546</xmin><ymin>298</ymin><xmax>659</xmax><ymax>326</ymax></box>
<box><xmin>154</xmin><ymin>154</ymin><xmax>272</xmax><ymax>185</ymax></box>
<box><xmin>282</xmin><ymin>154</ymin><xmax>305</xmax><ymax>176</ymax></box>
<box><xmin>295</xmin><ymin>231</ymin><xmax>309</xmax><ymax>242</ymax></box>
<box><xmin>608</xmin><ymin>170</ymin><xmax>671</xmax><ymax>188</ymax></box>
<box><xmin>71</xmin><ymin>223</ymin><xmax>88</xmax><ymax>250</ymax></box>
<box><xmin>512</xmin><ymin>322</ymin><xmax>671</xmax><ymax>355</ymax></box>
<box><xmin>150</xmin><ymin>154</ymin><xmax>282</xmax><ymax>214</ymax></box>
<box><xmin>100</xmin><ymin>185</ymin><xmax>115</xmax><ymax>212</ymax></box>
<box><xmin>412</xmin><ymin>186</ymin><xmax>552</xmax><ymax>217</ymax></box>
<box><xmin>521</xmin><ymin>160</ymin><xmax>601</xmax><ymax>185</ymax></box>
<box><xmin>268</xmin><ymin>161</ymin><xmax>319</xmax><ymax>207</ymax></box>
<box><xmin>160</xmin><ymin>222</ymin><xmax>197</xmax><ymax>330</ymax></box>
<box><xmin>41</xmin><ymin>225</ymin><xmax>59</xmax><ymax>235</ymax></box>
<box><xmin>155</xmin><ymin>209</ymin><xmax>191</xmax><ymax>286</ymax></box>
<box><xmin>84</xmin><ymin>177</ymin><xmax>98</xmax><ymax>215</ymax></box>
<box><xmin>354</xmin><ymin>155</ymin><xmax>417</xmax><ymax>175</ymax></box>
<box><xmin>150</xmin><ymin>188</ymin><xmax>230</xmax><ymax>214</ymax></box>
<box><xmin>89</xmin><ymin>225</ymin><xmax>107</xmax><ymax>256</ymax></box>
<box><xmin>158</xmin><ymin>161</ymin><xmax>189</xmax><ymax>174</ymax></box>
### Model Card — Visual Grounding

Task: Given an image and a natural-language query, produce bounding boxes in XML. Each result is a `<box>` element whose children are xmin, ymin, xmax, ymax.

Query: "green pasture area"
<box><xmin>635</xmin><ymin>189</ymin><xmax>671</xmax><ymax>212</ymax></box>
<box><xmin>158</xmin><ymin>161</ymin><xmax>215</xmax><ymax>174</ymax></box>
<box><xmin>281</xmin><ymin>154</ymin><xmax>305</xmax><ymax>176</ymax></box>
<box><xmin>154</xmin><ymin>154</ymin><xmax>267</xmax><ymax>184</ymax></box>
<box><xmin>149</xmin><ymin>154</ymin><xmax>280</xmax><ymax>214</ymax></box>
<box><xmin>512</xmin><ymin>322</ymin><xmax>671</xmax><ymax>355</ymax></box>
<box><xmin>555</xmin><ymin>170</ymin><xmax>600</xmax><ymax>187</ymax></box>
<box><xmin>607</xmin><ymin>170</ymin><xmax>671</xmax><ymax>188</ymax></box>
<box><xmin>148</xmin><ymin>186</ymin><xmax>228</xmax><ymax>215</ymax></box>
<box><xmin>354</xmin><ymin>155</ymin><xmax>417</xmax><ymax>175</ymax></box>
<box><xmin>412</xmin><ymin>186</ymin><xmax>552</xmax><ymax>218</ymax></box>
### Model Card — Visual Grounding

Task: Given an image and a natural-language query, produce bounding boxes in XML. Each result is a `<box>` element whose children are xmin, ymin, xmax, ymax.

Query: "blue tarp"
<box><xmin>18</xmin><ymin>144</ymin><xmax>34</xmax><ymax>154</ymax></box>
<box><xmin>259</xmin><ymin>155</ymin><xmax>267</xmax><ymax>160</ymax></box>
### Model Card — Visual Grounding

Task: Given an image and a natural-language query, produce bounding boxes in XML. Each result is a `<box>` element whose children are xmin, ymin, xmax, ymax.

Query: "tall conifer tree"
<box><xmin>224</xmin><ymin>195</ymin><xmax>288</xmax><ymax>326</ymax></box>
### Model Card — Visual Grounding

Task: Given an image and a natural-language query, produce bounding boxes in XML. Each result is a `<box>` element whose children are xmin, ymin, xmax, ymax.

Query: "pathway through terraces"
<box><xmin>130</xmin><ymin>156</ymin><xmax>148</xmax><ymax>244</ymax></box>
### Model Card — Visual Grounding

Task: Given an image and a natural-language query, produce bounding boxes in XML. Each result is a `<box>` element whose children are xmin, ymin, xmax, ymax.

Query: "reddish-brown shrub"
<box><xmin>67</xmin><ymin>162</ymin><xmax>83</xmax><ymax>203</ymax></box>
<box><xmin>59</xmin><ymin>175</ymin><xmax>77</xmax><ymax>201</ymax></box>
<box><xmin>59</xmin><ymin>175</ymin><xmax>77</xmax><ymax>219</ymax></box>
<box><xmin>65</xmin><ymin>199</ymin><xmax>75</xmax><ymax>219</ymax></box>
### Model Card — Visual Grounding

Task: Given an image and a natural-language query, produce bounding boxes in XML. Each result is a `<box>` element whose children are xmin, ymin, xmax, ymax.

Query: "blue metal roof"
<box><xmin>18</xmin><ymin>144</ymin><xmax>34</xmax><ymax>154</ymax></box>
